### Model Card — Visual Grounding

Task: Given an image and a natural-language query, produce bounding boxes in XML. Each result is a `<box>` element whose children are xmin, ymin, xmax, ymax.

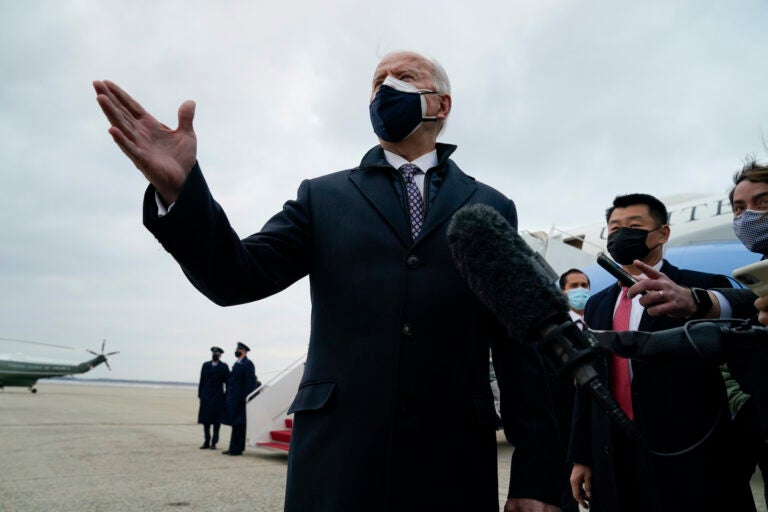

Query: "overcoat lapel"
<box><xmin>416</xmin><ymin>163</ymin><xmax>477</xmax><ymax>244</ymax></box>
<box><xmin>347</xmin><ymin>143</ymin><xmax>477</xmax><ymax>248</ymax></box>
<box><xmin>348</xmin><ymin>167</ymin><xmax>413</xmax><ymax>248</ymax></box>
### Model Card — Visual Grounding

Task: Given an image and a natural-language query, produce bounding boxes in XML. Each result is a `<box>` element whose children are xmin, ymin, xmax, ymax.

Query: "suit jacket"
<box><xmin>143</xmin><ymin>143</ymin><xmax>561</xmax><ymax>512</ymax></box>
<box><xmin>570</xmin><ymin>260</ymin><xmax>733</xmax><ymax>512</ymax></box>
<box><xmin>197</xmin><ymin>360</ymin><xmax>229</xmax><ymax>424</ymax></box>
<box><xmin>225</xmin><ymin>357</ymin><xmax>258</xmax><ymax>426</ymax></box>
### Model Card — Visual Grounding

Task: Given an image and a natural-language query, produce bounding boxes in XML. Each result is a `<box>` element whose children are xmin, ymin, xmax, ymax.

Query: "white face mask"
<box><xmin>733</xmin><ymin>209</ymin><xmax>768</xmax><ymax>255</ymax></box>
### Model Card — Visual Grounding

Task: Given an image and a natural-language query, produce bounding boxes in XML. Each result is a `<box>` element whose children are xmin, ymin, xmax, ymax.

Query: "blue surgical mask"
<box><xmin>369</xmin><ymin>76</ymin><xmax>439</xmax><ymax>142</ymax></box>
<box><xmin>733</xmin><ymin>209</ymin><xmax>768</xmax><ymax>255</ymax></box>
<box><xmin>566</xmin><ymin>288</ymin><xmax>591</xmax><ymax>311</ymax></box>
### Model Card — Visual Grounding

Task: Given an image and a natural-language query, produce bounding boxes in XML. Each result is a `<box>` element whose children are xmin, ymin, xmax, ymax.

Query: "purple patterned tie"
<box><xmin>399</xmin><ymin>163</ymin><xmax>424</xmax><ymax>239</ymax></box>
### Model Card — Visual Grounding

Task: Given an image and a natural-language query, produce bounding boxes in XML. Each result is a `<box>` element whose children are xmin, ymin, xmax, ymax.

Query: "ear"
<box><xmin>657</xmin><ymin>224</ymin><xmax>671</xmax><ymax>244</ymax></box>
<box><xmin>436</xmin><ymin>93</ymin><xmax>452</xmax><ymax>120</ymax></box>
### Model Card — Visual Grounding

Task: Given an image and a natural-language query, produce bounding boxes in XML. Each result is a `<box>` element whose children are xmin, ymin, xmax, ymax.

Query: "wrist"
<box><xmin>688</xmin><ymin>287</ymin><xmax>713</xmax><ymax>319</ymax></box>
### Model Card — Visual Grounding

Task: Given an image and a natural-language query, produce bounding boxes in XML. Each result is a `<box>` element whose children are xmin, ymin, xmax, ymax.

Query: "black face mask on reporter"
<box><xmin>369</xmin><ymin>76</ymin><xmax>440</xmax><ymax>142</ymax></box>
<box><xmin>606</xmin><ymin>226</ymin><xmax>662</xmax><ymax>265</ymax></box>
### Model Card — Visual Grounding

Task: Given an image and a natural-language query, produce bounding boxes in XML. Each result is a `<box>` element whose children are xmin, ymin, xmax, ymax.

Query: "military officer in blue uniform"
<box><xmin>197</xmin><ymin>346</ymin><xmax>230</xmax><ymax>449</ymax></box>
<box><xmin>222</xmin><ymin>341</ymin><xmax>260</xmax><ymax>455</ymax></box>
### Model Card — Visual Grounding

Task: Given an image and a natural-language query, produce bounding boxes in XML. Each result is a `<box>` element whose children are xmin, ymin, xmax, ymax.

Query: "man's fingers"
<box><xmin>108</xmin><ymin>126</ymin><xmax>143</xmax><ymax>169</ymax></box>
<box><xmin>633</xmin><ymin>260</ymin><xmax>663</xmax><ymax>279</ymax></box>
<box><xmin>570</xmin><ymin>479</ymin><xmax>583</xmax><ymax>504</ymax></box>
<box><xmin>96</xmin><ymin>91</ymin><xmax>139</xmax><ymax>139</ymax></box>
<box><xmin>102</xmin><ymin>80</ymin><xmax>148</xmax><ymax>118</ymax></box>
<box><xmin>178</xmin><ymin>100</ymin><xmax>196</xmax><ymax>133</ymax></box>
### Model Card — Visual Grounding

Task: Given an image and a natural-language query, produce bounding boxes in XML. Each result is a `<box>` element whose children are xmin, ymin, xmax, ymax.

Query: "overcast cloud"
<box><xmin>1</xmin><ymin>0</ymin><xmax>766</xmax><ymax>382</ymax></box>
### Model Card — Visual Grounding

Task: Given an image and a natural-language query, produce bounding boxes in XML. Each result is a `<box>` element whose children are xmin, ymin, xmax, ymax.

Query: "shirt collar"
<box><xmin>383</xmin><ymin>149</ymin><xmax>438</xmax><ymax>172</ymax></box>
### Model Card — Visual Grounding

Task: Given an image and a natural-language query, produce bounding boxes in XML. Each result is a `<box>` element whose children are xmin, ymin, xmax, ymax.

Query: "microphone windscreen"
<box><xmin>447</xmin><ymin>204</ymin><xmax>570</xmax><ymax>343</ymax></box>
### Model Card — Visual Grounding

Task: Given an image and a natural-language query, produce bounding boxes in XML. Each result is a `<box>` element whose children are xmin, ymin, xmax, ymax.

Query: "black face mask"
<box><xmin>606</xmin><ymin>227</ymin><xmax>660</xmax><ymax>265</ymax></box>
<box><xmin>234</xmin><ymin>350</ymin><xmax>243</xmax><ymax>358</ymax></box>
<box><xmin>369</xmin><ymin>76</ymin><xmax>438</xmax><ymax>142</ymax></box>
<box><xmin>212</xmin><ymin>354</ymin><xmax>220</xmax><ymax>361</ymax></box>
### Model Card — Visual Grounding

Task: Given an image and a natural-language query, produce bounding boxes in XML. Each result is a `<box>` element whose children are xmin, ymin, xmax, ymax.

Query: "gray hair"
<box><xmin>429</xmin><ymin>57</ymin><xmax>451</xmax><ymax>94</ymax></box>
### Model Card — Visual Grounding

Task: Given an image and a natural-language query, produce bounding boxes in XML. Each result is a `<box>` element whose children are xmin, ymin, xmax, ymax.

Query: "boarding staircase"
<box><xmin>245</xmin><ymin>355</ymin><xmax>304</xmax><ymax>454</ymax></box>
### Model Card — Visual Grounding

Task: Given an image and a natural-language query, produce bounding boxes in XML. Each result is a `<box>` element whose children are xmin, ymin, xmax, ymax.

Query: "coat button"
<box><xmin>406</xmin><ymin>255</ymin><xmax>422</xmax><ymax>269</ymax></box>
<box><xmin>401</xmin><ymin>324</ymin><xmax>414</xmax><ymax>336</ymax></box>
<box><xmin>603</xmin><ymin>445</ymin><xmax>610</xmax><ymax>455</ymax></box>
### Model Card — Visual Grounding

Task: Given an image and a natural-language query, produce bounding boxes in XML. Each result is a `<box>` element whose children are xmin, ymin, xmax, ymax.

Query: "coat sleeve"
<box><xmin>198</xmin><ymin>364</ymin><xmax>204</xmax><ymax>398</ymax></box>
<box><xmin>246</xmin><ymin>360</ymin><xmax>258</xmax><ymax>396</ymax></box>
<box><xmin>492</xmin><ymin>325</ymin><xmax>562</xmax><ymax>505</ymax></box>
<box><xmin>142</xmin><ymin>163</ymin><xmax>311</xmax><ymax>307</ymax></box>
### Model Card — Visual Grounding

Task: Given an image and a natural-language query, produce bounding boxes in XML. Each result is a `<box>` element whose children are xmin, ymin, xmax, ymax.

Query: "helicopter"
<box><xmin>0</xmin><ymin>339</ymin><xmax>119</xmax><ymax>393</ymax></box>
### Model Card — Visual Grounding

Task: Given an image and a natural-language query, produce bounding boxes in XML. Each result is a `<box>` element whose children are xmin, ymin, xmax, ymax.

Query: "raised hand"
<box><xmin>93</xmin><ymin>80</ymin><xmax>197</xmax><ymax>204</ymax></box>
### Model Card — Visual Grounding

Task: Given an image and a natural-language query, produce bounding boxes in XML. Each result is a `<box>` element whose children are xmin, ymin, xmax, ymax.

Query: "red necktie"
<box><xmin>611</xmin><ymin>286</ymin><xmax>634</xmax><ymax>419</ymax></box>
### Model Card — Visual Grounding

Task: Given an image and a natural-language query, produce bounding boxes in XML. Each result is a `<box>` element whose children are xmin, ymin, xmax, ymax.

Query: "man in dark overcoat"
<box><xmin>568</xmin><ymin>194</ymin><xmax>739</xmax><ymax>512</ymax></box>
<box><xmin>223</xmin><ymin>341</ymin><xmax>259</xmax><ymax>456</ymax></box>
<box><xmin>94</xmin><ymin>50</ymin><xmax>562</xmax><ymax>512</ymax></box>
<box><xmin>197</xmin><ymin>345</ymin><xmax>229</xmax><ymax>449</ymax></box>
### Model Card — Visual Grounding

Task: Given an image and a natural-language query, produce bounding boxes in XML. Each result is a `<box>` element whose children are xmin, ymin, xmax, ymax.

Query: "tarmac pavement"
<box><xmin>0</xmin><ymin>381</ymin><xmax>764</xmax><ymax>512</ymax></box>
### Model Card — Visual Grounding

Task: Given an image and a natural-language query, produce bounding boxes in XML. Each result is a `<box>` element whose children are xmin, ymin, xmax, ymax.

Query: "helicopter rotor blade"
<box><xmin>105</xmin><ymin>351</ymin><xmax>120</xmax><ymax>356</ymax></box>
<box><xmin>87</xmin><ymin>349</ymin><xmax>99</xmax><ymax>356</ymax></box>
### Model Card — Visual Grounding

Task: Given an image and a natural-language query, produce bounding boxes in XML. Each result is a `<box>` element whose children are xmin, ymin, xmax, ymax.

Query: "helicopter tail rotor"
<box><xmin>88</xmin><ymin>340</ymin><xmax>118</xmax><ymax>371</ymax></box>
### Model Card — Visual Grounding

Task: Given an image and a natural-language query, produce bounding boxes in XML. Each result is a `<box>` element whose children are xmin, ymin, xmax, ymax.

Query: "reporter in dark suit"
<box><xmin>93</xmin><ymin>51</ymin><xmax>561</xmax><ymax>512</ymax></box>
<box><xmin>197</xmin><ymin>346</ymin><xmax>229</xmax><ymax>449</ymax></box>
<box><xmin>568</xmin><ymin>194</ymin><xmax>737</xmax><ymax>512</ymax></box>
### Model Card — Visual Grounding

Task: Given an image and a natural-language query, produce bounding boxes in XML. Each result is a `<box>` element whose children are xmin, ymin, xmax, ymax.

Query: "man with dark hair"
<box><xmin>93</xmin><ymin>50</ymin><xmax>561</xmax><ymax>512</ymax></box>
<box><xmin>198</xmin><ymin>346</ymin><xmax>229</xmax><ymax>450</ymax></box>
<box><xmin>548</xmin><ymin>268</ymin><xmax>591</xmax><ymax>512</ymax></box>
<box><xmin>568</xmin><ymin>193</ymin><xmax>736</xmax><ymax>512</ymax></box>
<box><xmin>626</xmin><ymin>159</ymin><xmax>768</xmax><ymax>509</ymax></box>
<box><xmin>558</xmin><ymin>268</ymin><xmax>590</xmax><ymax>325</ymax></box>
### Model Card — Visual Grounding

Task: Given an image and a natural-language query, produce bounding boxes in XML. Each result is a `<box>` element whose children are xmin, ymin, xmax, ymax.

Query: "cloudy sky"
<box><xmin>1</xmin><ymin>0</ymin><xmax>766</xmax><ymax>383</ymax></box>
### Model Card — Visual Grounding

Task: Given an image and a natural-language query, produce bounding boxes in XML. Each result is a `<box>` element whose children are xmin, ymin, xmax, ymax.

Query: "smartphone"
<box><xmin>732</xmin><ymin>259</ymin><xmax>768</xmax><ymax>297</ymax></box>
<box><xmin>596</xmin><ymin>252</ymin><xmax>639</xmax><ymax>289</ymax></box>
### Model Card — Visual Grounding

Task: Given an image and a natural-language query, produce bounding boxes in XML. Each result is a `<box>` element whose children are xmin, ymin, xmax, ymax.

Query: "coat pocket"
<box><xmin>287</xmin><ymin>381</ymin><xmax>336</xmax><ymax>414</ymax></box>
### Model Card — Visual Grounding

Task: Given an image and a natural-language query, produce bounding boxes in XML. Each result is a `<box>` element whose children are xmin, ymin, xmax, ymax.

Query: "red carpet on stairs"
<box><xmin>256</xmin><ymin>417</ymin><xmax>292</xmax><ymax>452</ymax></box>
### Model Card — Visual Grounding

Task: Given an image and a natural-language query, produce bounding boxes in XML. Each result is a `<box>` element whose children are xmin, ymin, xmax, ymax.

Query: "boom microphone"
<box><xmin>446</xmin><ymin>203</ymin><xmax>570</xmax><ymax>342</ymax></box>
<box><xmin>447</xmin><ymin>204</ymin><xmax>643</xmax><ymax>443</ymax></box>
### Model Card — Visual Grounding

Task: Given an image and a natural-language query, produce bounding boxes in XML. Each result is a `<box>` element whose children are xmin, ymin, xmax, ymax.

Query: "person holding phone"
<box><xmin>568</xmin><ymin>193</ymin><xmax>739</xmax><ymax>512</ymax></box>
<box><xmin>627</xmin><ymin>159</ymin><xmax>768</xmax><ymax>509</ymax></box>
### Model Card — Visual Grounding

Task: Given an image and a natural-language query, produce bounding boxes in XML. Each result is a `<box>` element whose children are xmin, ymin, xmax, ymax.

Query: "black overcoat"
<box><xmin>144</xmin><ymin>144</ymin><xmax>562</xmax><ymax>512</ymax></box>
<box><xmin>569</xmin><ymin>261</ymin><xmax>738</xmax><ymax>512</ymax></box>
<box><xmin>224</xmin><ymin>357</ymin><xmax>258</xmax><ymax>426</ymax></box>
<box><xmin>197</xmin><ymin>360</ymin><xmax>229</xmax><ymax>424</ymax></box>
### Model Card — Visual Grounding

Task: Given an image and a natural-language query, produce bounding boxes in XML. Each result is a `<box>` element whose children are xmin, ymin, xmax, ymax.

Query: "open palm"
<box><xmin>94</xmin><ymin>80</ymin><xmax>197</xmax><ymax>204</ymax></box>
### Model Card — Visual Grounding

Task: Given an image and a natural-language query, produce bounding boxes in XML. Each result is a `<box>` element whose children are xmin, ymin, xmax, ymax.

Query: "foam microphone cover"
<box><xmin>447</xmin><ymin>203</ymin><xmax>570</xmax><ymax>343</ymax></box>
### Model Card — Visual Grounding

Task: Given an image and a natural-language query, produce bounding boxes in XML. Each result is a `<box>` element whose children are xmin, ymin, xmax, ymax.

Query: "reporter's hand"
<box><xmin>93</xmin><ymin>80</ymin><xmax>197</xmax><ymax>204</ymax></box>
<box><xmin>569</xmin><ymin>463</ymin><xmax>592</xmax><ymax>509</ymax></box>
<box><xmin>755</xmin><ymin>295</ymin><xmax>768</xmax><ymax>326</ymax></box>
<box><xmin>629</xmin><ymin>260</ymin><xmax>698</xmax><ymax>318</ymax></box>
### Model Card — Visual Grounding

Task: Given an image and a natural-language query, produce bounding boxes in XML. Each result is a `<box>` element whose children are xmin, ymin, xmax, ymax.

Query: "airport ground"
<box><xmin>0</xmin><ymin>381</ymin><xmax>764</xmax><ymax>512</ymax></box>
